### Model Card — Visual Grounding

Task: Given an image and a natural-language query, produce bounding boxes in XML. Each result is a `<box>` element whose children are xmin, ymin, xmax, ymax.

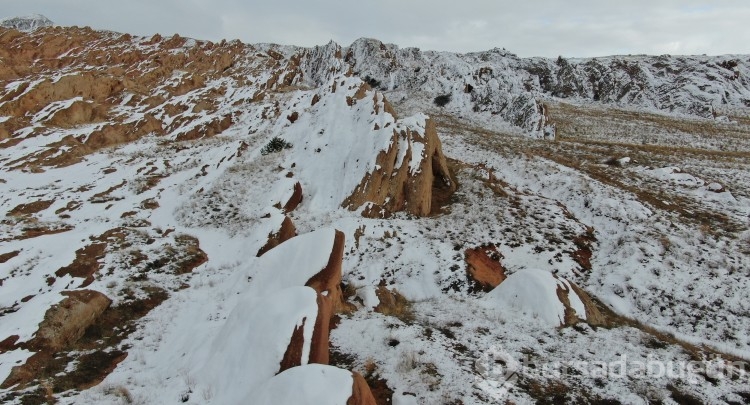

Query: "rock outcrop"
<box><xmin>350</xmin><ymin>372</ymin><xmax>378</xmax><ymax>405</ymax></box>
<box><xmin>247</xmin><ymin>364</ymin><xmax>377</xmax><ymax>405</ymax></box>
<box><xmin>304</xmin><ymin>230</ymin><xmax>348</xmax><ymax>312</ymax></box>
<box><xmin>465</xmin><ymin>244</ymin><xmax>507</xmax><ymax>292</ymax></box>
<box><xmin>282</xmin><ymin>182</ymin><xmax>304</xmax><ymax>212</ymax></box>
<box><xmin>0</xmin><ymin>26</ymin><xmax>248</xmax><ymax>170</ymax></box>
<box><xmin>29</xmin><ymin>290</ymin><xmax>111</xmax><ymax>352</ymax></box>
<box><xmin>277</xmin><ymin>77</ymin><xmax>457</xmax><ymax>218</ymax></box>
<box><xmin>0</xmin><ymin>14</ymin><xmax>53</xmax><ymax>32</ymax></box>
<box><xmin>206</xmin><ymin>228</ymin><xmax>375</xmax><ymax>403</ymax></box>
<box><xmin>341</xmin><ymin>38</ymin><xmax>750</xmax><ymax>134</ymax></box>
<box><xmin>257</xmin><ymin>216</ymin><xmax>298</xmax><ymax>257</ymax></box>
<box><xmin>2</xmin><ymin>290</ymin><xmax>111</xmax><ymax>388</ymax></box>
<box><xmin>482</xmin><ymin>268</ymin><xmax>604</xmax><ymax>327</ymax></box>
<box><xmin>344</xmin><ymin>114</ymin><xmax>456</xmax><ymax>218</ymax></box>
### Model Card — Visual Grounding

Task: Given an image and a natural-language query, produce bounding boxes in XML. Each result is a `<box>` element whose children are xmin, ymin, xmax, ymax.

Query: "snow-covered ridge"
<box><xmin>0</xmin><ymin>24</ymin><xmax>749</xmax><ymax>404</ymax></box>
<box><xmin>223</xmin><ymin>36</ymin><xmax>750</xmax><ymax>136</ymax></box>
<box><xmin>336</xmin><ymin>38</ymin><xmax>750</xmax><ymax>134</ymax></box>
<box><xmin>0</xmin><ymin>14</ymin><xmax>53</xmax><ymax>32</ymax></box>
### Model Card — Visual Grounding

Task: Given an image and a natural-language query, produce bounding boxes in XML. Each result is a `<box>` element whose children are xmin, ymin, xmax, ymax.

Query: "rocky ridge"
<box><xmin>0</xmin><ymin>14</ymin><xmax>53</xmax><ymax>32</ymax></box>
<box><xmin>0</xmin><ymin>22</ymin><xmax>749</xmax><ymax>405</ymax></box>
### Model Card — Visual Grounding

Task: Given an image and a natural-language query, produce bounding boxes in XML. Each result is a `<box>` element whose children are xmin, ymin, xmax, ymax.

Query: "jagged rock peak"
<box><xmin>0</xmin><ymin>14</ymin><xmax>54</xmax><ymax>31</ymax></box>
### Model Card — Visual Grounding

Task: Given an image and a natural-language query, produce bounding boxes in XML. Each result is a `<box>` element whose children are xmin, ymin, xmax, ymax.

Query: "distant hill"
<box><xmin>0</xmin><ymin>14</ymin><xmax>53</xmax><ymax>32</ymax></box>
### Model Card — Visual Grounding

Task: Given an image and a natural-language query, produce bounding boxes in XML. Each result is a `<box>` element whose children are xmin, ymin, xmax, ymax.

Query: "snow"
<box><xmin>266</xmin><ymin>177</ymin><xmax>298</xmax><ymax>209</ymax></box>
<box><xmin>245</xmin><ymin>364</ymin><xmax>353</xmax><ymax>405</ymax></box>
<box><xmin>31</xmin><ymin>97</ymin><xmax>83</xmax><ymax>123</ymax></box>
<box><xmin>0</xmin><ymin>25</ymin><xmax>749</xmax><ymax>404</ymax></box>
<box><xmin>0</xmin><ymin>350</ymin><xmax>33</xmax><ymax>386</ymax></box>
<box><xmin>200</xmin><ymin>286</ymin><xmax>320</xmax><ymax>404</ymax></box>
<box><xmin>0</xmin><ymin>14</ymin><xmax>53</xmax><ymax>31</ymax></box>
<box><xmin>481</xmin><ymin>269</ymin><xmax>581</xmax><ymax>327</ymax></box>
<box><xmin>249</xmin><ymin>228</ymin><xmax>337</xmax><ymax>293</ymax></box>
<box><xmin>392</xmin><ymin>393</ymin><xmax>419</xmax><ymax>405</ymax></box>
<box><xmin>270</xmin><ymin>76</ymin><xmax>432</xmax><ymax>212</ymax></box>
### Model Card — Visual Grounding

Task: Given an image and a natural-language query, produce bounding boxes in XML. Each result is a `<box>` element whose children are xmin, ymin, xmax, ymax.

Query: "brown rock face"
<box><xmin>305</xmin><ymin>230</ymin><xmax>349</xmax><ymax>313</ymax></box>
<box><xmin>348</xmin><ymin>371</ymin><xmax>378</xmax><ymax>405</ymax></box>
<box><xmin>2</xmin><ymin>290</ymin><xmax>111</xmax><ymax>388</ymax></box>
<box><xmin>272</xmin><ymin>229</ymin><xmax>378</xmax><ymax>403</ymax></box>
<box><xmin>344</xmin><ymin>115</ymin><xmax>456</xmax><ymax>218</ymax></box>
<box><xmin>0</xmin><ymin>26</ymin><xmax>249</xmax><ymax>171</ymax></box>
<box><xmin>282</xmin><ymin>182</ymin><xmax>304</xmax><ymax>212</ymax></box>
<box><xmin>256</xmin><ymin>216</ymin><xmax>298</xmax><ymax>257</ymax></box>
<box><xmin>465</xmin><ymin>244</ymin><xmax>507</xmax><ymax>292</ymax></box>
<box><xmin>278</xmin><ymin>229</ymin><xmax>353</xmax><ymax>374</ymax></box>
<box><xmin>309</xmin><ymin>293</ymin><xmax>333</xmax><ymax>365</ymax></box>
<box><xmin>47</xmin><ymin>100</ymin><xmax>109</xmax><ymax>128</ymax></box>
<box><xmin>29</xmin><ymin>290</ymin><xmax>111</xmax><ymax>352</ymax></box>
<box><xmin>278</xmin><ymin>318</ymin><xmax>308</xmax><ymax>373</ymax></box>
<box><xmin>555</xmin><ymin>277</ymin><xmax>607</xmax><ymax>327</ymax></box>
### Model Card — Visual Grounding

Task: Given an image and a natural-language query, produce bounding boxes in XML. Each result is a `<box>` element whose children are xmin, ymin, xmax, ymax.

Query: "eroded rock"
<box><xmin>257</xmin><ymin>215</ymin><xmax>298</xmax><ymax>257</ymax></box>
<box><xmin>344</xmin><ymin>113</ymin><xmax>456</xmax><ymax>218</ymax></box>
<box><xmin>465</xmin><ymin>244</ymin><xmax>507</xmax><ymax>292</ymax></box>
<box><xmin>482</xmin><ymin>268</ymin><xmax>605</xmax><ymax>327</ymax></box>
<box><xmin>2</xmin><ymin>290</ymin><xmax>111</xmax><ymax>389</ymax></box>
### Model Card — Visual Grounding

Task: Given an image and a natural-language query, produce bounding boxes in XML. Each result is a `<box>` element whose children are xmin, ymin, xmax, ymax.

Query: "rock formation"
<box><xmin>482</xmin><ymin>268</ymin><xmax>605</xmax><ymax>327</ymax></box>
<box><xmin>0</xmin><ymin>14</ymin><xmax>53</xmax><ymax>32</ymax></box>
<box><xmin>257</xmin><ymin>216</ymin><xmax>298</xmax><ymax>257</ymax></box>
<box><xmin>304</xmin><ymin>230</ymin><xmax>348</xmax><ymax>312</ymax></box>
<box><xmin>2</xmin><ymin>290</ymin><xmax>111</xmax><ymax>388</ymax></box>
<box><xmin>465</xmin><ymin>244</ymin><xmax>507</xmax><ymax>292</ymax></box>
<box><xmin>344</xmin><ymin>114</ymin><xmax>457</xmax><ymax>218</ymax></box>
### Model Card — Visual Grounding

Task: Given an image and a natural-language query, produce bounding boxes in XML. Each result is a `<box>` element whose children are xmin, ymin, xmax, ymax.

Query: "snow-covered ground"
<box><xmin>0</xmin><ymin>24</ymin><xmax>749</xmax><ymax>404</ymax></box>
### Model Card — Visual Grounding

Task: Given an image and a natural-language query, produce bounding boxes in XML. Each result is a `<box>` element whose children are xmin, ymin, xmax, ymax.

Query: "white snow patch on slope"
<box><xmin>32</xmin><ymin>97</ymin><xmax>83</xmax><ymax>123</ymax></box>
<box><xmin>246</xmin><ymin>364</ymin><xmax>353</xmax><ymax>405</ymax></box>
<box><xmin>482</xmin><ymin>269</ymin><xmax>585</xmax><ymax>327</ymax></box>
<box><xmin>248</xmin><ymin>227</ymin><xmax>336</xmax><ymax>292</ymax></box>
<box><xmin>202</xmin><ymin>286</ymin><xmax>319</xmax><ymax>404</ymax></box>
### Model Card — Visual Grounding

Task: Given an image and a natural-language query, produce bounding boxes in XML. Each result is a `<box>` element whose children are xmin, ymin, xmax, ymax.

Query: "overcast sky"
<box><xmin>3</xmin><ymin>1</ymin><xmax>749</xmax><ymax>57</ymax></box>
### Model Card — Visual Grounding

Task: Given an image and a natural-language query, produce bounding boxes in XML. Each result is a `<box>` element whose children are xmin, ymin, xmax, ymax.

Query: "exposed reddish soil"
<box><xmin>54</xmin><ymin>242</ymin><xmax>107</xmax><ymax>288</ymax></box>
<box><xmin>570</xmin><ymin>233</ymin><xmax>595</xmax><ymax>271</ymax></box>
<box><xmin>13</xmin><ymin>225</ymin><xmax>74</xmax><ymax>241</ymax></box>
<box><xmin>0</xmin><ymin>250</ymin><xmax>20</xmax><ymax>264</ymax></box>
<box><xmin>7</xmin><ymin>200</ymin><xmax>55</xmax><ymax>216</ymax></box>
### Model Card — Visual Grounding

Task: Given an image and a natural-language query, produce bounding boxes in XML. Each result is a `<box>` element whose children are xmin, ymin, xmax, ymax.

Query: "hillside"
<box><xmin>0</xmin><ymin>20</ymin><xmax>749</xmax><ymax>404</ymax></box>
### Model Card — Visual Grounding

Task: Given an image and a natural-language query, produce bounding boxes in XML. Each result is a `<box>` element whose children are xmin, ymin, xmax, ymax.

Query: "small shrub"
<box><xmin>434</xmin><ymin>94</ymin><xmax>452</xmax><ymax>107</ymax></box>
<box><xmin>260</xmin><ymin>137</ymin><xmax>292</xmax><ymax>155</ymax></box>
<box><xmin>104</xmin><ymin>385</ymin><xmax>133</xmax><ymax>404</ymax></box>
